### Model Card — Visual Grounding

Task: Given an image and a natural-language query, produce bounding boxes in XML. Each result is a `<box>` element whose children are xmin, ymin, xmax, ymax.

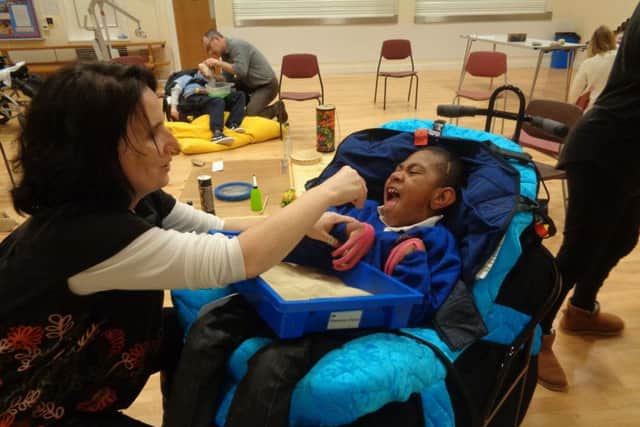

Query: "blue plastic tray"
<box><xmin>233</xmin><ymin>262</ymin><xmax>423</xmax><ymax>339</ymax></box>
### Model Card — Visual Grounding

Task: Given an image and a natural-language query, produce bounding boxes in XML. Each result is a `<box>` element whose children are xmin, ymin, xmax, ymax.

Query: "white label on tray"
<box><xmin>327</xmin><ymin>310</ymin><xmax>363</xmax><ymax>330</ymax></box>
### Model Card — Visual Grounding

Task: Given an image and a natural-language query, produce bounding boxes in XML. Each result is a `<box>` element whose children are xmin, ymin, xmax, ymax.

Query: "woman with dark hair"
<box><xmin>0</xmin><ymin>62</ymin><xmax>366</xmax><ymax>426</ymax></box>
<box><xmin>538</xmin><ymin>2</ymin><xmax>640</xmax><ymax>393</ymax></box>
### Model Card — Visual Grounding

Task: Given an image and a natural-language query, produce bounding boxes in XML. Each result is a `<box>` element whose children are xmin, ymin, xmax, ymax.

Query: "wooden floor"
<box><xmin>1</xmin><ymin>66</ymin><xmax>638</xmax><ymax>426</ymax></box>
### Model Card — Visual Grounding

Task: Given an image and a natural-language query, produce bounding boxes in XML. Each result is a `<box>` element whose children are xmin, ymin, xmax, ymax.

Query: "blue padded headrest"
<box><xmin>305</xmin><ymin>128</ymin><xmax>520</xmax><ymax>285</ymax></box>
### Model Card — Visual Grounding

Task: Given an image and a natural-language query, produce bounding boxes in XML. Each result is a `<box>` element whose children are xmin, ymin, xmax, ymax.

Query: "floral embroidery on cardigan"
<box><xmin>32</xmin><ymin>401</ymin><xmax>64</xmax><ymax>421</ymax></box>
<box><xmin>102</xmin><ymin>329</ymin><xmax>126</xmax><ymax>359</ymax></box>
<box><xmin>75</xmin><ymin>388</ymin><xmax>118</xmax><ymax>413</ymax></box>
<box><xmin>44</xmin><ymin>315</ymin><xmax>74</xmax><ymax>341</ymax></box>
<box><xmin>1</xmin><ymin>304</ymin><xmax>162</xmax><ymax>426</ymax></box>
<box><xmin>4</xmin><ymin>327</ymin><xmax>43</xmax><ymax>353</ymax></box>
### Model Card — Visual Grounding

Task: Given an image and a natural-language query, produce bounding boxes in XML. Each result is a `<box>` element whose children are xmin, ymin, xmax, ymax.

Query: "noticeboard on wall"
<box><xmin>0</xmin><ymin>0</ymin><xmax>41</xmax><ymax>40</ymax></box>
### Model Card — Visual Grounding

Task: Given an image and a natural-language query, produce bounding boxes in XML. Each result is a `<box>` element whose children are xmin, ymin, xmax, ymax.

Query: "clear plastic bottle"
<box><xmin>283</xmin><ymin>123</ymin><xmax>292</xmax><ymax>159</ymax></box>
<box><xmin>281</xmin><ymin>123</ymin><xmax>292</xmax><ymax>174</ymax></box>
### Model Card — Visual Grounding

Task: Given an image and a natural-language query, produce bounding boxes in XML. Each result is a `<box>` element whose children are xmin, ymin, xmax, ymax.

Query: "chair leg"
<box><xmin>383</xmin><ymin>77</ymin><xmax>388</xmax><ymax>110</ymax></box>
<box><xmin>501</xmin><ymin>92</ymin><xmax>507</xmax><ymax>134</ymax></box>
<box><xmin>0</xmin><ymin>141</ymin><xmax>15</xmax><ymax>188</ymax></box>
<box><xmin>561</xmin><ymin>179</ymin><xmax>569</xmax><ymax>211</ymax></box>
<box><xmin>414</xmin><ymin>75</ymin><xmax>419</xmax><ymax>110</ymax></box>
<box><xmin>452</xmin><ymin>96</ymin><xmax>460</xmax><ymax>126</ymax></box>
<box><xmin>374</xmin><ymin>75</ymin><xmax>379</xmax><ymax>103</ymax></box>
<box><xmin>408</xmin><ymin>76</ymin><xmax>413</xmax><ymax>102</ymax></box>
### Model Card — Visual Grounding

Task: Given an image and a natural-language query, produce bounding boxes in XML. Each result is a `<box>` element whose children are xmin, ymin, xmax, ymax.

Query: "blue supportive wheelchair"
<box><xmin>171</xmin><ymin>85</ymin><xmax>563</xmax><ymax>427</ymax></box>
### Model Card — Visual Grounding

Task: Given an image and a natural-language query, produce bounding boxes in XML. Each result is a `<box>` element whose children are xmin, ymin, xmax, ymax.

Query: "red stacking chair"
<box><xmin>374</xmin><ymin>39</ymin><xmax>419</xmax><ymax>110</ymax></box>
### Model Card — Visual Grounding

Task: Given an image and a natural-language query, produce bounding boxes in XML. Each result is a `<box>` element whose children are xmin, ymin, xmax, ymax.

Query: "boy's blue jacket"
<box><xmin>285</xmin><ymin>200</ymin><xmax>461</xmax><ymax>325</ymax></box>
<box><xmin>173</xmin><ymin>70</ymin><xmax>209</xmax><ymax>99</ymax></box>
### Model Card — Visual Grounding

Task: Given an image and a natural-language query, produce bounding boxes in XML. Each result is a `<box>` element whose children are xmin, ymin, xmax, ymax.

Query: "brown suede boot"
<box><xmin>560</xmin><ymin>301</ymin><xmax>624</xmax><ymax>336</ymax></box>
<box><xmin>537</xmin><ymin>331</ymin><xmax>568</xmax><ymax>392</ymax></box>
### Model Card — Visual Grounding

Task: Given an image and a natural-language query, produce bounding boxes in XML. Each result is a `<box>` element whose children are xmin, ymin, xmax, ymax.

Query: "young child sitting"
<box><xmin>287</xmin><ymin>146</ymin><xmax>463</xmax><ymax>324</ymax></box>
<box><xmin>163</xmin><ymin>146</ymin><xmax>464</xmax><ymax>426</ymax></box>
<box><xmin>170</xmin><ymin>66</ymin><xmax>246</xmax><ymax>145</ymax></box>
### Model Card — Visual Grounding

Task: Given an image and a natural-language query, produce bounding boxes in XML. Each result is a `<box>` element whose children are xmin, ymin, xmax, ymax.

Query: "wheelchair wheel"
<box><xmin>0</xmin><ymin>93</ymin><xmax>21</xmax><ymax>125</ymax></box>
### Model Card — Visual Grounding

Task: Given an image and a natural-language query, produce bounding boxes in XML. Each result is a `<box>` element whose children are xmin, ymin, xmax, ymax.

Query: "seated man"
<box><xmin>164</xmin><ymin>147</ymin><xmax>464</xmax><ymax>427</ymax></box>
<box><xmin>170</xmin><ymin>67</ymin><xmax>246</xmax><ymax>145</ymax></box>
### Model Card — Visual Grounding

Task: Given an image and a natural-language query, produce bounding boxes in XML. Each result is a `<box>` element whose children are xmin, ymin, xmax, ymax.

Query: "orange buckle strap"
<box><xmin>414</xmin><ymin>129</ymin><xmax>429</xmax><ymax>146</ymax></box>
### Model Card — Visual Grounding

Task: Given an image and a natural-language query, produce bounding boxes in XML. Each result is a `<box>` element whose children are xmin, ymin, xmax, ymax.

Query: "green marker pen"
<box><xmin>250</xmin><ymin>174</ymin><xmax>263</xmax><ymax>212</ymax></box>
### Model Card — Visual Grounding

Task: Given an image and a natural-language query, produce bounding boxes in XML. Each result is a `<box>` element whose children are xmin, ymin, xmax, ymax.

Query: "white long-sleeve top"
<box><xmin>68</xmin><ymin>201</ymin><xmax>246</xmax><ymax>295</ymax></box>
<box><xmin>569</xmin><ymin>50</ymin><xmax>617</xmax><ymax>111</ymax></box>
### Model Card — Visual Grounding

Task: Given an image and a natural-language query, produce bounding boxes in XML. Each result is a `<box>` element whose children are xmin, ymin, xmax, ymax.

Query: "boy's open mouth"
<box><xmin>384</xmin><ymin>186</ymin><xmax>400</xmax><ymax>210</ymax></box>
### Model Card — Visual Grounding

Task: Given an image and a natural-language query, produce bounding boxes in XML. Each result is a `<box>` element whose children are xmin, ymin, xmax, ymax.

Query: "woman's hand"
<box><xmin>236</xmin><ymin>166</ymin><xmax>365</xmax><ymax>279</ymax></box>
<box><xmin>307</xmin><ymin>212</ymin><xmax>356</xmax><ymax>247</ymax></box>
<box><xmin>318</xmin><ymin>166</ymin><xmax>367</xmax><ymax>208</ymax></box>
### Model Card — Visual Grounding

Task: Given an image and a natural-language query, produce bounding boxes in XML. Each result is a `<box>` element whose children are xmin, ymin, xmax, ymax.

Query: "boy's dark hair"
<box><xmin>421</xmin><ymin>146</ymin><xmax>464</xmax><ymax>189</ymax></box>
<box><xmin>11</xmin><ymin>62</ymin><xmax>157</xmax><ymax>215</ymax></box>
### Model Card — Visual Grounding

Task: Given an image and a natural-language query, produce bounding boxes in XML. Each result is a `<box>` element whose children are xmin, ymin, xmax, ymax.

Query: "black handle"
<box><xmin>436</xmin><ymin>104</ymin><xmax>479</xmax><ymax>118</ymax></box>
<box><xmin>530</xmin><ymin>116</ymin><xmax>569</xmax><ymax>137</ymax></box>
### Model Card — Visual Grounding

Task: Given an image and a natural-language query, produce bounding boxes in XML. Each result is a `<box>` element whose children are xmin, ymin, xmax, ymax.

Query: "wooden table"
<box><xmin>0</xmin><ymin>41</ymin><xmax>168</xmax><ymax>76</ymax></box>
<box><xmin>180</xmin><ymin>159</ymin><xmax>293</xmax><ymax>217</ymax></box>
<box><xmin>459</xmin><ymin>34</ymin><xmax>586</xmax><ymax>101</ymax></box>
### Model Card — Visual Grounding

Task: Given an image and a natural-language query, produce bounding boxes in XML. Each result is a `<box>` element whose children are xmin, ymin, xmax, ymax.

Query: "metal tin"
<box><xmin>197</xmin><ymin>175</ymin><xmax>216</xmax><ymax>214</ymax></box>
<box><xmin>316</xmin><ymin>104</ymin><xmax>336</xmax><ymax>153</ymax></box>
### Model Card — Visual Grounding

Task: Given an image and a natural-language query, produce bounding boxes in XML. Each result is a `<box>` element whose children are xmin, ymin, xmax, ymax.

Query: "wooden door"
<box><xmin>172</xmin><ymin>0</ymin><xmax>216</xmax><ymax>69</ymax></box>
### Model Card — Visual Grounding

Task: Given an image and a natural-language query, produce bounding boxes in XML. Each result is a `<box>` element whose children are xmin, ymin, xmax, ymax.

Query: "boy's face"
<box><xmin>382</xmin><ymin>150</ymin><xmax>455</xmax><ymax>227</ymax></box>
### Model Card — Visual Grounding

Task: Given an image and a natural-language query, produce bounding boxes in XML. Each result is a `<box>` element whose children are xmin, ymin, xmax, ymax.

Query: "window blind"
<box><xmin>415</xmin><ymin>0</ymin><xmax>550</xmax><ymax>23</ymax></box>
<box><xmin>232</xmin><ymin>0</ymin><xmax>398</xmax><ymax>26</ymax></box>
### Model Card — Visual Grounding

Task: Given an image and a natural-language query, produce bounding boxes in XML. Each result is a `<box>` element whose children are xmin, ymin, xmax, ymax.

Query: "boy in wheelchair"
<box><xmin>294</xmin><ymin>146</ymin><xmax>463</xmax><ymax>324</ymax></box>
<box><xmin>164</xmin><ymin>146</ymin><xmax>467</xmax><ymax>426</ymax></box>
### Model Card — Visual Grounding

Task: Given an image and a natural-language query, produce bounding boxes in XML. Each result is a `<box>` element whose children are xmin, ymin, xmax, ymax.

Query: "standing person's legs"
<box><xmin>538</xmin><ymin>163</ymin><xmax>632</xmax><ymax>391</ymax></box>
<box><xmin>570</xmin><ymin>194</ymin><xmax>640</xmax><ymax>308</ymax></box>
<box><xmin>245</xmin><ymin>78</ymin><xmax>280</xmax><ymax>119</ymax></box>
<box><xmin>541</xmin><ymin>163</ymin><xmax>625</xmax><ymax>334</ymax></box>
<box><xmin>224</xmin><ymin>91</ymin><xmax>246</xmax><ymax>129</ymax></box>
<box><xmin>558</xmin><ymin>185</ymin><xmax>640</xmax><ymax>335</ymax></box>
<box><xmin>538</xmin><ymin>163</ymin><xmax>603</xmax><ymax>391</ymax></box>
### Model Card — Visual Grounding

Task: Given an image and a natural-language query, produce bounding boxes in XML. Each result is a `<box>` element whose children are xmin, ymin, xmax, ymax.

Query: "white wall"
<box><xmin>213</xmin><ymin>0</ymin><xmax>562</xmax><ymax>73</ymax></box>
<box><xmin>8</xmin><ymin>0</ymin><xmax>638</xmax><ymax>75</ymax></box>
<box><xmin>552</xmin><ymin>0</ymin><xmax>636</xmax><ymax>43</ymax></box>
